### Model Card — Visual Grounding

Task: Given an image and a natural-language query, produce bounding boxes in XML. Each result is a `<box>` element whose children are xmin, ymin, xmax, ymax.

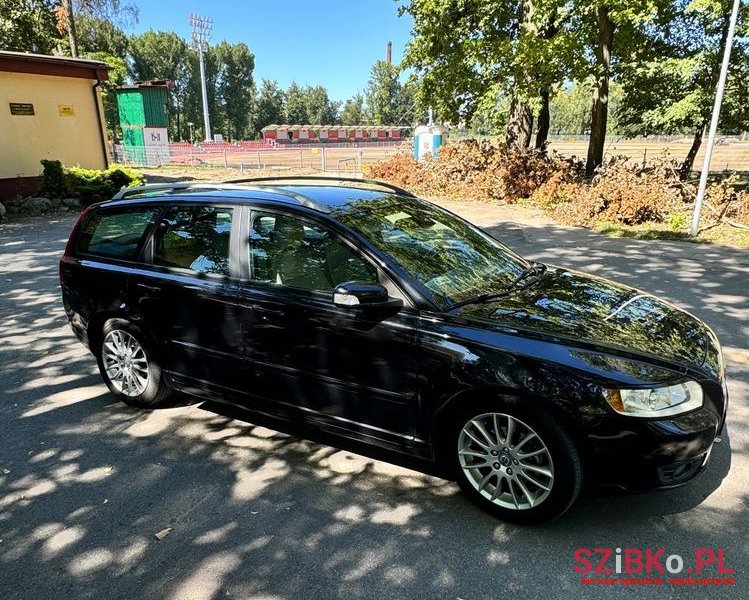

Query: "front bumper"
<box><xmin>587</xmin><ymin>403</ymin><xmax>723</xmax><ymax>492</ymax></box>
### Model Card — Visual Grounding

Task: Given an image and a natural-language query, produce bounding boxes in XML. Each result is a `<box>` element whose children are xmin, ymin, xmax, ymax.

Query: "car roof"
<box><xmin>101</xmin><ymin>177</ymin><xmax>418</xmax><ymax>214</ymax></box>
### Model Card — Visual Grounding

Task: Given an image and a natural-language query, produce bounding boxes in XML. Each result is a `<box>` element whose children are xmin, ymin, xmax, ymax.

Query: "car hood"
<box><xmin>465</xmin><ymin>267</ymin><xmax>709</xmax><ymax>367</ymax></box>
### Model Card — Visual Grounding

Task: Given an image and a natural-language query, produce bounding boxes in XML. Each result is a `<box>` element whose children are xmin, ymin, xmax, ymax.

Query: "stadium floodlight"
<box><xmin>189</xmin><ymin>13</ymin><xmax>213</xmax><ymax>142</ymax></box>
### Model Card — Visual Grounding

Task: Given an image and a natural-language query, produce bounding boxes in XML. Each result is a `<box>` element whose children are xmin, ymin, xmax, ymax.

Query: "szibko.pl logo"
<box><xmin>574</xmin><ymin>547</ymin><xmax>735</xmax><ymax>587</ymax></box>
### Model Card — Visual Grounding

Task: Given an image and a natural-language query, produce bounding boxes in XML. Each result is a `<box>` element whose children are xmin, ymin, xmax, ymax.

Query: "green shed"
<box><xmin>116</xmin><ymin>80</ymin><xmax>171</xmax><ymax>166</ymax></box>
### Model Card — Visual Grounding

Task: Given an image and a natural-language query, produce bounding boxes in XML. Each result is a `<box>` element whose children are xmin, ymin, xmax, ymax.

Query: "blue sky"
<box><xmin>128</xmin><ymin>0</ymin><xmax>414</xmax><ymax>102</ymax></box>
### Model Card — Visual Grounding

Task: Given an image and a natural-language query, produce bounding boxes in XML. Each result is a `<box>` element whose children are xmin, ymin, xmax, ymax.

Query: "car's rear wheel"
<box><xmin>449</xmin><ymin>401</ymin><xmax>582</xmax><ymax>523</ymax></box>
<box><xmin>96</xmin><ymin>320</ymin><xmax>172</xmax><ymax>408</ymax></box>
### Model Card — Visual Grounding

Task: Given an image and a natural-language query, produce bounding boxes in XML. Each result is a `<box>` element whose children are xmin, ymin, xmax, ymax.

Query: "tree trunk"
<box><xmin>586</xmin><ymin>6</ymin><xmax>614</xmax><ymax>176</ymax></box>
<box><xmin>63</xmin><ymin>0</ymin><xmax>78</xmax><ymax>58</ymax></box>
<box><xmin>535</xmin><ymin>88</ymin><xmax>550</xmax><ymax>148</ymax></box>
<box><xmin>505</xmin><ymin>0</ymin><xmax>534</xmax><ymax>149</ymax></box>
<box><xmin>680</xmin><ymin>122</ymin><xmax>706</xmax><ymax>180</ymax></box>
<box><xmin>506</xmin><ymin>95</ymin><xmax>534</xmax><ymax>149</ymax></box>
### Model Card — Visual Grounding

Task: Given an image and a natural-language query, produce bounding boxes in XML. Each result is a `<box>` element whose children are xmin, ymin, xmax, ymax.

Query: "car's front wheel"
<box><xmin>449</xmin><ymin>401</ymin><xmax>582</xmax><ymax>523</ymax></box>
<box><xmin>96</xmin><ymin>320</ymin><xmax>172</xmax><ymax>408</ymax></box>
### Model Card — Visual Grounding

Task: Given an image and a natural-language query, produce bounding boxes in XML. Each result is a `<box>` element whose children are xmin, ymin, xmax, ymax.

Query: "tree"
<box><xmin>285</xmin><ymin>82</ymin><xmax>308</xmax><ymax>124</ymax></box>
<box><xmin>214</xmin><ymin>41</ymin><xmax>255</xmax><ymax>140</ymax></box>
<box><xmin>365</xmin><ymin>60</ymin><xmax>401</xmax><ymax>125</ymax></box>
<box><xmin>304</xmin><ymin>85</ymin><xmax>338</xmax><ymax>125</ymax></box>
<box><xmin>255</xmin><ymin>79</ymin><xmax>285</xmax><ymax>132</ymax></box>
<box><xmin>0</xmin><ymin>0</ymin><xmax>60</xmax><ymax>53</ymax></box>
<box><xmin>75</xmin><ymin>15</ymin><xmax>129</xmax><ymax>56</ymax></box>
<box><xmin>401</xmin><ymin>0</ymin><xmax>584</xmax><ymax>147</ymax></box>
<box><xmin>341</xmin><ymin>93</ymin><xmax>365</xmax><ymax>125</ymax></box>
<box><xmin>363</xmin><ymin>60</ymin><xmax>415</xmax><ymax>125</ymax></box>
<box><xmin>56</xmin><ymin>0</ymin><xmax>138</xmax><ymax>57</ymax></box>
<box><xmin>84</xmin><ymin>51</ymin><xmax>127</xmax><ymax>136</ymax></box>
<box><xmin>549</xmin><ymin>83</ymin><xmax>591</xmax><ymax>135</ymax></box>
<box><xmin>616</xmin><ymin>0</ymin><xmax>749</xmax><ymax>178</ymax></box>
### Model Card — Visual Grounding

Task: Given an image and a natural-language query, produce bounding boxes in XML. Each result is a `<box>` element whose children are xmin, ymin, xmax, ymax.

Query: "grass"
<box><xmin>594</xmin><ymin>220</ymin><xmax>749</xmax><ymax>249</ymax></box>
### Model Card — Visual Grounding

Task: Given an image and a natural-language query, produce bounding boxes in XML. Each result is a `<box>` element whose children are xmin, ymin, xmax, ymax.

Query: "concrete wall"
<box><xmin>0</xmin><ymin>71</ymin><xmax>107</xmax><ymax>180</ymax></box>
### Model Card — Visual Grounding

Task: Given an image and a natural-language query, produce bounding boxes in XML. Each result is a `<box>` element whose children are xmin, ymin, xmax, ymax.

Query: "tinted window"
<box><xmin>153</xmin><ymin>206</ymin><xmax>233</xmax><ymax>276</ymax></box>
<box><xmin>250</xmin><ymin>212</ymin><xmax>376</xmax><ymax>291</ymax></box>
<box><xmin>78</xmin><ymin>208</ymin><xmax>157</xmax><ymax>259</ymax></box>
<box><xmin>333</xmin><ymin>196</ymin><xmax>528</xmax><ymax>308</ymax></box>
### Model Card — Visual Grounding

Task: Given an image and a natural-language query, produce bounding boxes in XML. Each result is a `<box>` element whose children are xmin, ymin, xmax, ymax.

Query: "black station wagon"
<box><xmin>60</xmin><ymin>177</ymin><xmax>728</xmax><ymax>522</ymax></box>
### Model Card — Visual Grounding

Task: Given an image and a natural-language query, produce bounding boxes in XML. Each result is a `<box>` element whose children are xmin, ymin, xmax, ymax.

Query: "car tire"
<box><xmin>96</xmin><ymin>320</ymin><xmax>172</xmax><ymax>409</ymax></box>
<box><xmin>447</xmin><ymin>398</ymin><xmax>582</xmax><ymax>524</ymax></box>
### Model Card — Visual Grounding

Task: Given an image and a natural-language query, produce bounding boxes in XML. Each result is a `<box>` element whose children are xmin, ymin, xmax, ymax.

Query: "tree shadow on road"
<box><xmin>1</xmin><ymin>215</ymin><xmax>746</xmax><ymax>600</ymax></box>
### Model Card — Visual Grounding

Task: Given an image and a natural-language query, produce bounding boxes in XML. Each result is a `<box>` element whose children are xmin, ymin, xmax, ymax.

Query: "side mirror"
<box><xmin>333</xmin><ymin>281</ymin><xmax>390</xmax><ymax>307</ymax></box>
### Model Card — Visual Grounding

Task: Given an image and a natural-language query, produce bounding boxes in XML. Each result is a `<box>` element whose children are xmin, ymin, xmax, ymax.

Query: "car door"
<box><xmin>235</xmin><ymin>207</ymin><xmax>422</xmax><ymax>451</ymax></box>
<box><xmin>130</xmin><ymin>202</ymin><xmax>244</xmax><ymax>394</ymax></box>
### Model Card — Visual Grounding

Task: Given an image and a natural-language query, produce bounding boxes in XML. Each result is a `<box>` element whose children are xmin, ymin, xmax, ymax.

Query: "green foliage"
<box><xmin>214</xmin><ymin>41</ymin><xmax>255</xmax><ymax>139</ymax></box>
<box><xmin>282</xmin><ymin>83</ymin><xmax>338</xmax><ymax>125</ymax></box>
<box><xmin>83</xmin><ymin>51</ymin><xmax>127</xmax><ymax>137</ymax></box>
<box><xmin>65</xmin><ymin>165</ymin><xmax>145</xmax><ymax>206</ymax></box>
<box><xmin>255</xmin><ymin>79</ymin><xmax>285</xmax><ymax>131</ymax></box>
<box><xmin>400</xmin><ymin>0</ymin><xmax>587</xmax><ymax>126</ymax></box>
<box><xmin>284</xmin><ymin>82</ymin><xmax>308</xmax><ymax>124</ymax></box>
<box><xmin>364</xmin><ymin>61</ymin><xmax>416</xmax><ymax>125</ymax></box>
<box><xmin>617</xmin><ymin>0</ymin><xmax>749</xmax><ymax>137</ymax></box>
<box><xmin>340</xmin><ymin>93</ymin><xmax>365</xmax><ymax>125</ymax></box>
<box><xmin>39</xmin><ymin>160</ymin><xmax>67</xmax><ymax>199</ymax></box>
<box><xmin>668</xmin><ymin>211</ymin><xmax>689</xmax><ymax>231</ymax></box>
<box><xmin>0</xmin><ymin>0</ymin><xmax>60</xmax><ymax>53</ymax></box>
<box><xmin>75</xmin><ymin>15</ymin><xmax>129</xmax><ymax>56</ymax></box>
<box><xmin>305</xmin><ymin>85</ymin><xmax>339</xmax><ymax>125</ymax></box>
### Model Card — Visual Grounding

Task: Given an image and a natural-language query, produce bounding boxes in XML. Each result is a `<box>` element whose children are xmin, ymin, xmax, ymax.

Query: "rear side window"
<box><xmin>78</xmin><ymin>208</ymin><xmax>157</xmax><ymax>259</ymax></box>
<box><xmin>152</xmin><ymin>205</ymin><xmax>233</xmax><ymax>276</ymax></box>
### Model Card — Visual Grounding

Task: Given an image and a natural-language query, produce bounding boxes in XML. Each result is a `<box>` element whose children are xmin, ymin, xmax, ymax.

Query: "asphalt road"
<box><xmin>0</xmin><ymin>210</ymin><xmax>747</xmax><ymax>600</ymax></box>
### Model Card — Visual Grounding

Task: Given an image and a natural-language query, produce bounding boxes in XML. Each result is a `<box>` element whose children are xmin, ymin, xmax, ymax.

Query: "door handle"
<box><xmin>136</xmin><ymin>283</ymin><xmax>162</xmax><ymax>294</ymax></box>
<box><xmin>250</xmin><ymin>305</ymin><xmax>285</xmax><ymax>320</ymax></box>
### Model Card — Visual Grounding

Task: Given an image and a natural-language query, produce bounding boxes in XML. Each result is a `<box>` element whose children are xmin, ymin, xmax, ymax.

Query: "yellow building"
<box><xmin>0</xmin><ymin>51</ymin><xmax>110</xmax><ymax>200</ymax></box>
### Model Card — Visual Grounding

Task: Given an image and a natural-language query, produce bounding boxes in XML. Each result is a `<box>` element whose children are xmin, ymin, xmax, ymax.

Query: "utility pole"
<box><xmin>189</xmin><ymin>13</ymin><xmax>213</xmax><ymax>142</ymax></box>
<box><xmin>690</xmin><ymin>0</ymin><xmax>740</xmax><ymax>236</ymax></box>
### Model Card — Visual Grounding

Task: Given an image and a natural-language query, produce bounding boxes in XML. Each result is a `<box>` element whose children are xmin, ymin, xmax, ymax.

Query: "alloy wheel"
<box><xmin>102</xmin><ymin>329</ymin><xmax>149</xmax><ymax>397</ymax></box>
<box><xmin>458</xmin><ymin>412</ymin><xmax>554</xmax><ymax>510</ymax></box>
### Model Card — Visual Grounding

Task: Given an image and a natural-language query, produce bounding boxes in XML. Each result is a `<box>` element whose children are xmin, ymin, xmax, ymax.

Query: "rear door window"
<box><xmin>78</xmin><ymin>207</ymin><xmax>158</xmax><ymax>259</ymax></box>
<box><xmin>152</xmin><ymin>205</ymin><xmax>234</xmax><ymax>276</ymax></box>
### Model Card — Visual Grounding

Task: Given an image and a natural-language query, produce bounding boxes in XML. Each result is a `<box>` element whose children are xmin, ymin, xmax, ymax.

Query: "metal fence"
<box><xmin>112</xmin><ymin>140</ymin><xmax>407</xmax><ymax>173</ymax></box>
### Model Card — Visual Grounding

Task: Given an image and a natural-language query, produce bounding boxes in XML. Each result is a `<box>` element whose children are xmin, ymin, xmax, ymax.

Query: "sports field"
<box><xmin>548</xmin><ymin>136</ymin><xmax>749</xmax><ymax>173</ymax></box>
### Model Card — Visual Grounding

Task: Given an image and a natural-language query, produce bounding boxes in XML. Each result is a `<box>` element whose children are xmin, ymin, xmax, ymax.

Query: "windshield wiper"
<box><xmin>449</xmin><ymin>262</ymin><xmax>547</xmax><ymax>311</ymax></box>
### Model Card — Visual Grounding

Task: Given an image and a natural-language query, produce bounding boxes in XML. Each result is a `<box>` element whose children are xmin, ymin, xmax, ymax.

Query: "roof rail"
<box><xmin>222</xmin><ymin>175</ymin><xmax>418</xmax><ymax>198</ymax></box>
<box><xmin>110</xmin><ymin>181</ymin><xmax>329</xmax><ymax>212</ymax></box>
<box><xmin>111</xmin><ymin>182</ymin><xmax>239</xmax><ymax>200</ymax></box>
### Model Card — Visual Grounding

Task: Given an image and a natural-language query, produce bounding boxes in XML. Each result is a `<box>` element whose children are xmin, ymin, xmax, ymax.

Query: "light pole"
<box><xmin>189</xmin><ymin>13</ymin><xmax>213</xmax><ymax>142</ymax></box>
<box><xmin>690</xmin><ymin>0</ymin><xmax>741</xmax><ymax>236</ymax></box>
<box><xmin>187</xmin><ymin>122</ymin><xmax>194</xmax><ymax>144</ymax></box>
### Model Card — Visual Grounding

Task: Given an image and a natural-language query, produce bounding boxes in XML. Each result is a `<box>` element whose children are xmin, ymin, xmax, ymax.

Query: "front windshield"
<box><xmin>334</xmin><ymin>195</ymin><xmax>529</xmax><ymax>308</ymax></box>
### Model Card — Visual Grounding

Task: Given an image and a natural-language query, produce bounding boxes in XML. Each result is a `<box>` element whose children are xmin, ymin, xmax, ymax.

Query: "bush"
<box><xmin>64</xmin><ymin>165</ymin><xmax>145</xmax><ymax>206</ymax></box>
<box><xmin>39</xmin><ymin>159</ymin><xmax>67</xmax><ymax>198</ymax></box>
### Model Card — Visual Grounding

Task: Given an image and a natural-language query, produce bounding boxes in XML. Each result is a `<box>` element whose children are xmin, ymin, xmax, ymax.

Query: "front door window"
<box><xmin>249</xmin><ymin>212</ymin><xmax>377</xmax><ymax>291</ymax></box>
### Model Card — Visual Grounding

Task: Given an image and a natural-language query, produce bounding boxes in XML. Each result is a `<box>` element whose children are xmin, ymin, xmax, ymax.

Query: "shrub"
<box><xmin>65</xmin><ymin>165</ymin><xmax>145</xmax><ymax>206</ymax></box>
<box><xmin>39</xmin><ymin>159</ymin><xmax>67</xmax><ymax>198</ymax></box>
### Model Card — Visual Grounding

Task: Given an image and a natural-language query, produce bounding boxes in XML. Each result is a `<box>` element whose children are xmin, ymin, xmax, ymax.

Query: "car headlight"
<box><xmin>604</xmin><ymin>380</ymin><xmax>703</xmax><ymax>418</ymax></box>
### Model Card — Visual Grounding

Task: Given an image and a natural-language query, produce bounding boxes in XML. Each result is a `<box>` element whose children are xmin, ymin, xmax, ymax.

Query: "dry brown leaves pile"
<box><xmin>368</xmin><ymin>140</ymin><xmax>749</xmax><ymax>229</ymax></box>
